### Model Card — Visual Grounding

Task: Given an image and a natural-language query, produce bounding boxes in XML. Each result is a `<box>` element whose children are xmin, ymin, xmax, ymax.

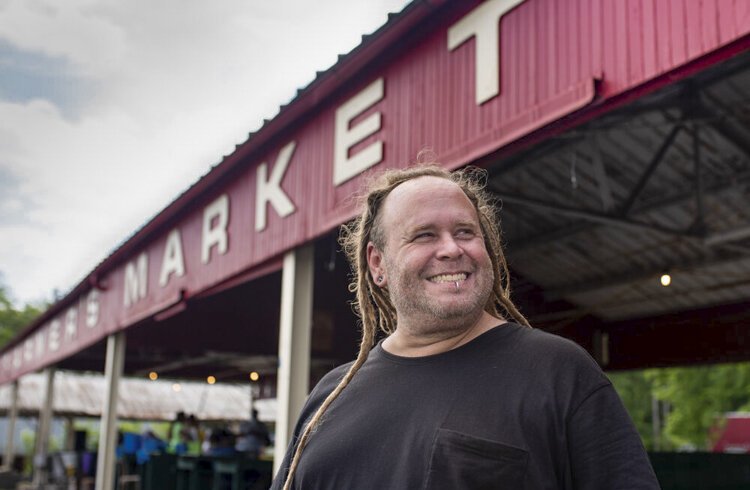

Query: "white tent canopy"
<box><xmin>0</xmin><ymin>371</ymin><xmax>275</xmax><ymax>422</ymax></box>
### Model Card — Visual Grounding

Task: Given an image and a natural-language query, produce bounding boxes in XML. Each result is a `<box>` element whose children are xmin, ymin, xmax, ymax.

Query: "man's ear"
<box><xmin>366</xmin><ymin>242</ymin><xmax>386</xmax><ymax>287</ymax></box>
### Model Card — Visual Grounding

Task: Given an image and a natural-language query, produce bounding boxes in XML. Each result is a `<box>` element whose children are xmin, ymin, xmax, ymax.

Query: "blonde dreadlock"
<box><xmin>280</xmin><ymin>164</ymin><xmax>529</xmax><ymax>489</ymax></box>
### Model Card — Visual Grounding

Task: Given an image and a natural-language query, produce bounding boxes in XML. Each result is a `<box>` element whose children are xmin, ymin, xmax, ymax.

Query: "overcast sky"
<box><xmin>0</xmin><ymin>0</ymin><xmax>412</xmax><ymax>306</ymax></box>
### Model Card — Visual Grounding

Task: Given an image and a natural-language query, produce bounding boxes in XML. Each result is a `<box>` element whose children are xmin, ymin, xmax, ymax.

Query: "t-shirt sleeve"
<box><xmin>567</xmin><ymin>382</ymin><xmax>661</xmax><ymax>490</ymax></box>
<box><xmin>269</xmin><ymin>363</ymin><xmax>351</xmax><ymax>490</ymax></box>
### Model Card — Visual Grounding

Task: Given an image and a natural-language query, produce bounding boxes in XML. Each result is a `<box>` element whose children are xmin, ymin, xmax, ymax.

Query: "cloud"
<box><xmin>0</xmin><ymin>0</ymin><xmax>411</xmax><ymax>306</ymax></box>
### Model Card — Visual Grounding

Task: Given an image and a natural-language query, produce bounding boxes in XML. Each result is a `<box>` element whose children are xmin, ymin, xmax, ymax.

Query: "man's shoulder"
<box><xmin>307</xmin><ymin>361</ymin><xmax>354</xmax><ymax>403</ymax></box>
<box><xmin>489</xmin><ymin>323</ymin><xmax>608</xmax><ymax>384</ymax></box>
<box><xmin>506</xmin><ymin>323</ymin><xmax>597</xmax><ymax>363</ymax></box>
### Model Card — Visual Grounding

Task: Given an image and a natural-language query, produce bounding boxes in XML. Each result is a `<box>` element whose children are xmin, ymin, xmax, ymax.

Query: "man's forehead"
<box><xmin>380</xmin><ymin>176</ymin><xmax>477</xmax><ymax>229</ymax></box>
<box><xmin>386</xmin><ymin>175</ymin><xmax>461</xmax><ymax>203</ymax></box>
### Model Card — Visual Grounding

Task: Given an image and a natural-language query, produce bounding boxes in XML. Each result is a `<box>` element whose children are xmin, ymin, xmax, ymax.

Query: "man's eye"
<box><xmin>414</xmin><ymin>232</ymin><xmax>434</xmax><ymax>241</ymax></box>
<box><xmin>456</xmin><ymin>229</ymin><xmax>475</xmax><ymax>238</ymax></box>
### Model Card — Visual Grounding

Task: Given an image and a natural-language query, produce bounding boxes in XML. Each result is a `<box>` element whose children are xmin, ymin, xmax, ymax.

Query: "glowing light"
<box><xmin>207</xmin><ymin>376</ymin><xmax>216</xmax><ymax>385</ymax></box>
<box><xmin>660</xmin><ymin>274</ymin><xmax>672</xmax><ymax>287</ymax></box>
<box><xmin>249</xmin><ymin>371</ymin><xmax>260</xmax><ymax>382</ymax></box>
<box><xmin>148</xmin><ymin>372</ymin><xmax>158</xmax><ymax>381</ymax></box>
<box><xmin>172</xmin><ymin>383</ymin><xmax>182</xmax><ymax>392</ymax></box>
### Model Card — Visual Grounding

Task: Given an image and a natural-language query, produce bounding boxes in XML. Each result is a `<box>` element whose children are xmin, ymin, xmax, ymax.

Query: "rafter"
<box><xmin>507</xmin><ymin>170</ymin><xmax>750</xmax><ymax>253</ymax></box>
<box><xmin>619</xmin><ymin>124</ymin><xmax>682</xmax><ymax>216</ymax></box>
<box><xmin>490</xmin><ymin>189</ymin><xmax>698</xmax><ymax>239</ymax></box>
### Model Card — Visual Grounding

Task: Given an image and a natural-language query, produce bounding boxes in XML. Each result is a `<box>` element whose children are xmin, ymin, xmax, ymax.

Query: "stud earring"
<box><xmin>376</xmin><ymin>276</ymin><xmax>384</xmax><ymax>284</ymax></box>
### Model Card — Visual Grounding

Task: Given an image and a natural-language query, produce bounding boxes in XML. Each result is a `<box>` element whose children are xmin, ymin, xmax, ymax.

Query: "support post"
<box><xmin>64</xmin><ymin>416</ymin><xmax>75</xmax><ymax>451</ymax></box>
<box><xmin>95</xmin><ymin>332</ymin><xmax>126</xmax><ymax>490</ymax></box>
<box><xmin>274</xmin><ymin>244</ymin><xmax>314</xmax><ymax>475</ymax></box>
<box><xmin>2</xmin><ymin>380</ymin><xmax>19</xmax><ymax>471</ymax></box>
<box><xmin>32</xmin><ymin>368</ymin><xmax>55</xmax><ymax>487</ymax></box>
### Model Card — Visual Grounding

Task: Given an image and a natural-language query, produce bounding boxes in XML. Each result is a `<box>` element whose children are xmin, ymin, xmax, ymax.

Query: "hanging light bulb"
<box><xmin>249</xmin><ymin>371</ymin><xmax>260</xmax><ymax>382</ymax></box>
<box><xmin>207</xmin><ymin>375</ymin><xmax>216</xmax><ymax>385</ymax></box>
<box><xmin>660</xmin><ymin>273</ymin><xmax>671</xmax><ymax>287</ymax></box>
<box><xmin>172</xmin><ymin>383</ymin><xmax>182</xmax><ymax>392</ymax></box>
<box><xmin>148</xmin><ymin>372</ymin><xmax>158</xmax><ymax>381</ymax></box>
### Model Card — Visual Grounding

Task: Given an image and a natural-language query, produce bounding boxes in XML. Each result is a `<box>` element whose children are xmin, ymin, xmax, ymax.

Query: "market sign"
<box><xmin>3</xmin><ymin>0</ymin><xmax>747</xmax><ymax>383</ymax></box>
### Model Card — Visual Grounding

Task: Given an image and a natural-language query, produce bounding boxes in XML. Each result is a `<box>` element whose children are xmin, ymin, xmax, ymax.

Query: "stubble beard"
<box><xmin>386</xmin><ymin>259</ymin><xmax>494</xmax><ymax>336</ymax></box>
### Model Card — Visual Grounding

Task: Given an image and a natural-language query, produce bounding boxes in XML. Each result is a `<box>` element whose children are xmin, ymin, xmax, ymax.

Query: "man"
<box><xmin>236</xmin><ymin>408</ymin><xmax>272</xmax><ymax>458</ymax></box>
<box><xmin>272</xmin><ymin>165</ymin><xmax>660</xmax><ymax>489</ymax></box>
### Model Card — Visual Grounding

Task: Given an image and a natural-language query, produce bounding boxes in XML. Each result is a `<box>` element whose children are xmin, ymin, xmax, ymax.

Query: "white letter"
<box><xmin>333</xmin><ymin>78</ymin><xmax>385</xmax><ymax>186</ymax></box>
<box><xmin>65</xmin><ymin>308</ymin><xmax>78</xmax><ymax>342</ymax></box>
<box><xmin>124</xmin><ymin>253</ymin><xmax>148</xmax><ymax>307</ymax></box>
<box><xmin>159</xmin><ymin>229</ymin><xmax>186</xmax><ymax>286</ymax></box>
<box><xmin>201</xmin><ymin>194</ymin><xmax>229</xmax><ymax>264</ymax></box>
<box><xmin>448</xmin><ymin>0</ymin><xmax>526</xmax><ymax>105</ymax></box>
<box><xmin>256</xmin><ymin>141</ymin><xmax>297</xmax><ymax>232</ymax></box>
<box><xmin>48</xmin><ymin>320</ymin><xmax>61</xmax><ymax>352</ymax></box>
<box><xmin>86</xmin><ymin>289</ymin><xmax>99</xmax><ymax>328</ymax></box>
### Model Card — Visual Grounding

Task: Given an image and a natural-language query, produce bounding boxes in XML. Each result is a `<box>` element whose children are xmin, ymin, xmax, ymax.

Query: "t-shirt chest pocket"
<box><xmin>423</xmin><ymin>428</ymin><xmax>529</xmax><ymax>490</ymax></box>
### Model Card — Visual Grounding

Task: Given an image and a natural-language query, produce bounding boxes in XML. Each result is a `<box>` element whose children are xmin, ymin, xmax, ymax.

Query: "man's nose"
<box><xmin>436</xmin><ymin>234</ymin><xmax>463</xmax><ymax>259</ymax></box>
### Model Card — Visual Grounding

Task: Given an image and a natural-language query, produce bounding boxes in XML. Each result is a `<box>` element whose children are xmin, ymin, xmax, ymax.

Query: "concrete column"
<box><xmin>95</xmin><ymin>332</ymin><xmax>126</xmax><ymax>490</ymax></box>
<box><xmin>32</xmin><ymin>368</ymin><xmax>55</xmax><ymax>486</ymax></box>
<box><xmin>274</xmin><ymin>244</ymin><xmax>314</xmax><ymax>475</ymax></box>
<box><xmin>2</xmin><ymin>379</ymin><xmax>19</xmax><ymax>471</ymax></box>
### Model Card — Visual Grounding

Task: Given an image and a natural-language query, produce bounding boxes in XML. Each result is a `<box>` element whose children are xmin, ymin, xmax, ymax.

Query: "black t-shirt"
<box><xmin>272</xmin><ymin>323</ymin><xmax>660</xmax><ymax>489</ymax></box>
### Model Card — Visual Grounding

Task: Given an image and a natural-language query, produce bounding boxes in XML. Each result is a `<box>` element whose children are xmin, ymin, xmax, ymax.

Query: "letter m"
<box><xmin>124</xmin><ymin>253</ymin><xmax>148</xmax><ymax>307</ymax></box>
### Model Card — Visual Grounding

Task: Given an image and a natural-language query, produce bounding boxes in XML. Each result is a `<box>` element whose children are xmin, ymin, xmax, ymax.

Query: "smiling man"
<box><xmin>271</xmin><ymin>165</ymin><xmax>660</xmax><ymax>490</ymax></box>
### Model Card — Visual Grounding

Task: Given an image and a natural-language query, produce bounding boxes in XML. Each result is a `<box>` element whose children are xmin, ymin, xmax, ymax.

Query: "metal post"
<box><xmin>32</xmin><ymin>368</ymin><xmax>55</xmax><ymax>487</ymax></box>
<box><xmin>274</xmin><ymin>244</ymin><xmax>314</xmax><ymax>475</ymax></box>
<box><xmin>2</xmin><ymin>380</ymin><xmax>19</xmax><ymax>471</ymax></box>
<box><xmin>95</xmin><ymin>332</ymin><xmax>126</xmax><ymax>490</ymax></box>
<box><xmin>651</xmin><ymin>395</ymin><xmax>661</xmax><ymax>451</ymax></box>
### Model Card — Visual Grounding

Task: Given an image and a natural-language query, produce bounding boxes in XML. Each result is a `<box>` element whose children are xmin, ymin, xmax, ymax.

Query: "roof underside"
<box><xmin>490</xmin><ymin>49</ymin><xmax>750</xmax><ymax>326</ymax></box>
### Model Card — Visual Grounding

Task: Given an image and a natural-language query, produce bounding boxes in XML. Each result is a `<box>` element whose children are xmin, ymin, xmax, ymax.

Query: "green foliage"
<box><xmin>609</xmin><ymin>370</ymin><xmax>658</xmax><ymax>449</ymax></box>
<box><xmin>0</xmin><ymin>284</ymin><xmax>46</xmax><ymax>347</ymax></box>
<box><xmin>610</xmin><ymin>363</ymin><xmax>750</xmax><ymax>451</ymax></box>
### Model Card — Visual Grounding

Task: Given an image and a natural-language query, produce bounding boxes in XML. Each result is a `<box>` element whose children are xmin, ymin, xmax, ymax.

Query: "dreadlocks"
<box><xmin>281</xmin><ymin>164</ymin><xmax>529</xmax><ymax>489</ymax></box>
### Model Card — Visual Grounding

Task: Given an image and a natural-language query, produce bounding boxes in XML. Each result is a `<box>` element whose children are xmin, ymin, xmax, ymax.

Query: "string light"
<box><xmin>207</xmin><ymin>375</ymin><xmax>216</xmax><ymax>385</ymax></box>
<box><xmin>249</xmin><ymin>371</ymin><xmax>260</xmax><ymax>382</ymax></box>
<box><xmin>172</xmin><ymin>383</ymin><xmax>182</xmax><ymax>392</ymax></box>
<box><xmin>148</xmin><ymin>372</ymin><xmax>158</xmax><ymax>381</ymax></box>
<box><xmin>660</xmin><ymin>273</ymin><xmax>672</xmax><ymax>287</ymax></box>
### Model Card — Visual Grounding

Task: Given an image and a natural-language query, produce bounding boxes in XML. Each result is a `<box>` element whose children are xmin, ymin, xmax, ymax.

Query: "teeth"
<box><xmin>429</xmin><ymin>273</ymin><xmax>467</xmax><ymax>283</ymax></box>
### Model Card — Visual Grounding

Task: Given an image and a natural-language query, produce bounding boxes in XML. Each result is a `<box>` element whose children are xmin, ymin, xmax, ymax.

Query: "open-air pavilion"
<box><xmin>2</xmin><ymin>1</ymin><xmax>750</xmax><ymax>488</ymax></box>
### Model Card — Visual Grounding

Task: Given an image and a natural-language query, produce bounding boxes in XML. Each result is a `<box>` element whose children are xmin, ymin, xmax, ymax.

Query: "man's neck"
<box><xmin>382</xmin><ymin>311</ymin><xmax>505</xmax><ymax>357</ymax></box>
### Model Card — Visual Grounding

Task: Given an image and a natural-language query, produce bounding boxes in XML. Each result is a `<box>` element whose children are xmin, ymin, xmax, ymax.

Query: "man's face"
<box><xmin>367</xmin><ymin>176</ymin><xmax>494</xmax><ymax>330</ymax></box>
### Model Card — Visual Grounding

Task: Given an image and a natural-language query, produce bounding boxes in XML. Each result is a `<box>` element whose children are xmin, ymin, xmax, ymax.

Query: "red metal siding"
<box><xmin>3</xmin><ymin>0</ymin><xmax>750</xmax><ymax>382</ymax></box>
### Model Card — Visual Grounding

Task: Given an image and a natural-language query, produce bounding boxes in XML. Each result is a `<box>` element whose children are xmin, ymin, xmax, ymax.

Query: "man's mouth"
<box><xmin>428</xmin><ymin>273</ymin><xmax>468</xmax><ymax>283</ymax></box>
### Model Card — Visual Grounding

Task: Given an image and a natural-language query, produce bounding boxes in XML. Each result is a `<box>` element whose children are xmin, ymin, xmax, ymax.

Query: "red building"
<box><xmin>2</xmin><ymin>1</ymin><xmax>750</xmax><ymax>487</ymax></box>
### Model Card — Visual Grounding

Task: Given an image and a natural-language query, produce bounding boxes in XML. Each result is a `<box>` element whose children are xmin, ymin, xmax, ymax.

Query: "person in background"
<box><xmin>236</xmin><ymin>408</ymin><xmax>271</xmax><ymax>458</ymax></box>
<box><xmin>167</xmin><ymin>411</ymin><xmax>187</xmax><ymax>454</ymax></box>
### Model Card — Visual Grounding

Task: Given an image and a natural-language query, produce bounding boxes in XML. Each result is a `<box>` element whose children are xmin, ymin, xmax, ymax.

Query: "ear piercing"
<box><xmin>377</xmin><ymin>276</ymin><xmax>384</xmax><ymax>284</ymax></box>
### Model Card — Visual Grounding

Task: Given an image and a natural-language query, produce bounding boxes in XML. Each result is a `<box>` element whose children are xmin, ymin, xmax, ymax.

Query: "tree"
<box><xmin>610</xmin><ymin>363</ymin><xmax>750</xmax><ymax>451</ymax></box>
<box><xmin>647</xmin><ymin>364</ymin><xmax>750</xmax><ymax>449</ymax></box>
<box><xmin>0</xmin><ymin>285</ymin><xmax>45</xmax><ymax>347</ymax></box>
<box><xmin>609</xmin><ymin>370</ymin><xmax>659</xmax><ymax>449</ymax></box>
